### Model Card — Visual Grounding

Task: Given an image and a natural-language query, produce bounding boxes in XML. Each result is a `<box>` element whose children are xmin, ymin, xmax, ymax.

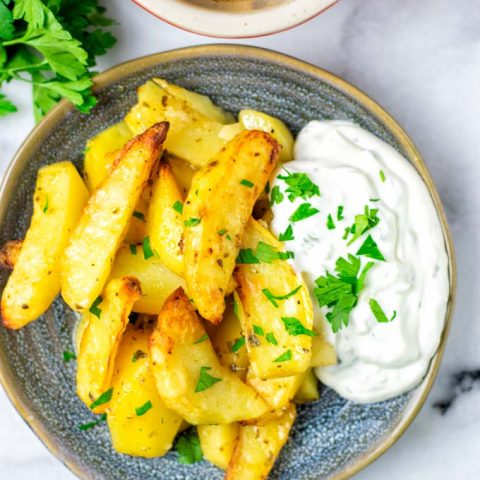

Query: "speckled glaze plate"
<box><xmin>0</xmin><ymin>45</ymin><xmax>455</xmax><ymax>480</ymax></box>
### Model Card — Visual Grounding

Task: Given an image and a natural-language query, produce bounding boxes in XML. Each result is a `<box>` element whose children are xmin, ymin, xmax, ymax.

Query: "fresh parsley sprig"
<box><xmin>0</xmin><ymin>0</ymin><xmax>116</xmax><ymax>121</ymax></box>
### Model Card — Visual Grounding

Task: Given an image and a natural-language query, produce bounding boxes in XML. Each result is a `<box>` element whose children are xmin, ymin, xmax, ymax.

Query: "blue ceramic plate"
<box><xmin>0</xmin><ymin>45</ymin><xmax>455</xmax><ymax>480</ymax></box>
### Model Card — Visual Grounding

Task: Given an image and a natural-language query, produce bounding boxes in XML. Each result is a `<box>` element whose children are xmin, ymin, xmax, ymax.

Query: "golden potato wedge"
<box><xmin>310</xmin><ymin>334</ymin><xmax>337</xmax><ymax>367</ymax></box>
<box><xmin>169</xmin><ymin>154</ymin><xmax>197</xmax><ymax>196</ymax></box>
<box><xmin>183</xmin><ymin>131</ymin><xmax>280</xmax><ymax>324</ymax></box>
<box><xmin>107</xmin><ymin>326</ymin><xmax>183</xmax><ymax>457</ymax></box>
<box><xmin>147</xmin><ymin>160</ymin><xmax>184</xmax><ymax>277</ymax></box>
<box><xmin>235</xmin><ymin>219</ymin><xmax>314</xmax><ymax>379</ymax></box>
<box><xmin>153</xmin><ymin>78</ymin><xmax>235</xmax><ymax>124</ymax></box>
<box><xmin>77</xmin><ymin>276</ymin><xmax>141</xmax><ymax>413</ymax></box>
<box><xmin>83</xmin><ymin>121</ymin><xmax>132</xmax><ymax>191</ymax></box>
<box><xmin>110</xmin><ymin>244</ymin><xmax>184</xmax><ymax>315</ymax></box>
<box><xmin>61</xmin><ymin>123</ymin><xmax>168</xmax><ymax>312</ymax></box>
<box><xmin>0</xmin><ymin>240</ymin><xmax>23</xmax><ymax>269</ymax></box>
<box><xmin>239</xmin><ymin>110</ymin><xmax>294</xmax><ymax>163</ymax></box>
<box><xmin>211</xmin><ymin>294</ymin><xmax>249</xmax><ymax>381</ymax></box>
<box><xmin>1</xmin><ymin>162</ymin><xmax>89</xmax><ymax>329</ymax></box>
<box><xmin>197</xmin><ymin>423</ymin><xmax>239</xmax><ymax>470</ymax></box>
<box><xmin>123</xmin><ymin>195</ymin><xmax>148</xmax><ymax>245</ymax></box>
<box><xmin>294</xmin><ymin>369</ymin><xmax>320</xmax><ymax>404</ymax></box>
<box><xmin>125</xmin><ymin>80</ymin><xmax>226</xmax><ymax>168</ymax></box>
<box><xmin>226</xmin><ymin>403</ymin><xmax>296</xmax><ymax>480</ymax></box>
<box><xmin>246</xmin><ymin>371</ymin><xmax>304</xmax><ymax>410</ymax></box>
<box><xmin>218</xmin><ymin>122</ymin><xmax>244</xmax><ymax>142</ymax></box>
<box><xmin>149</xmin><ymin>288</ymin><xmax>268</xmax><ymax>425</ymax></box>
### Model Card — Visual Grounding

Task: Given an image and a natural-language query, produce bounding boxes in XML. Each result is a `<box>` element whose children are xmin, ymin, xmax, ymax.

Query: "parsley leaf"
<box><xmin>273</xmin><ymin>350</ymin><xmax>292</xmax><ymax>363</ymax></box>
<box><xmin>195</xmin><ymin>366</ymin><xmax>222</xmax><ymax>393</ymax></box>
<box><xmin>356</xmin><ymin>234</ymin><xmax>385</xmax><ymax>261</ymax></box>
<box><xmin>131</xmin><ymin>349</ymin><xmax>147</xmax><ymax>363</ymax></box>
<box><xmin>43</xmin><ymin>194</ymin><xmax>49</xmax><ymax>213</ymax></box>
<box><xmin>278</xmin><ymin>224</ymin><xmax>294</xmax><ymax>241</ymax></box>
<box><xmin>135</xmin><ymin>400</ymin><xmax>152</xmax><ymax>416</ymax></box>
<box><xmin>63</xmin><ymin>350</ymin><xmax>76</xmax><ymax>362</ymax></box>
<box><xmin>379</xmin><ymin>170</ymin><xmax>386</xmax><ymax>182</ymax></box>
<box><xmin>262</xmin><ymin>285</ymin><xmax>302</xmax><ymax>307</ymax></box>
<box><xmin>270</xmin><ymin>185</ymin><xmax>284</xmax><ymax>206</ymax></box>
<box><xmin>0</xmin><ymin>93</ymin><xmax>16</xmax><ymax>116</ymax></box>
<box><xmin>346</xmin><ymin>205</ymin><xmax>380</xmax><ymax>245</ymax></box>
<box><xmin>78</xmin><ymin>413</ymin><xmax>106</xmax><ymax>431</ymax></box>
<box><xmin>281</xmin><ymin>317</ymin><xmax>317</xmax><ymax>337</ymax></box>
<box><xmin>265</xmin><ymin>332</ymin><xmax>278</xmax><ymax>346</ymax></box>
<box><xmin>129</xmin><ymin>244</ymin><xmax>137</xmax><ymax>255</ymax></box>
<box><xmin>327</xmin><ymin>214</ymin><xmax>335</xmax><ymax>230</ymax></box>
<box><xmin>240</xmin><ymin>179</ymin><xmax>254</xmax><ymax>188</ymax></box>
<box><xmin>142</xmin><ymin>236</ymin><xmax>154</xmax><ymax>260</ymax></box>
<box><xmin>237</xmin><ymin>242</ymin><xmax>293</xmax><ymax>264</ymax></box>
<box><xmin>172</xmin><ymin>200</ymin><xmax>183</xmax><ymax>214</ymax></box>
<box><xmin>289</xmin><ymin>203</ymin><xmax>319</xmax><ymax>222</ymax></box>
<box><xmin>193</xmin><ymin>333</ymin><xmax>209</xmax><ymax>345</ymax></box>
<box><xmin>253</xmin><ymin>324</ymin><xmax>264</xmax><ymax>336</ymax></box>
<box><xmin>231</xmin><ymin>336</ymin><xmax>245</xmax><ymax>353</ymax></box>
<box><xmin>369</xmin><ymin>298</ymin><xmax>397</xmax><ymax>323</ymax></box>
<box><xmin>175</xmin><ymin>432</ymin><xmax>203</xmax><ymax>464</ymax></box>
<box><xmin>277</xmin><ymin>171</ymin><xmax>320</xmax><ymax>201</ymax></box>
<box><xmin>184</xmin><ymin>217</ymin><xmax>201</xmax><ymax>227</ymax></box>
<box><xmin>89</xmin><ymin>387</ymin><xmax>113</xmax><ymax>410</ymax></box>
<box><xmin>337</xmin><ymin>205</ymin><xmax>344</xmax><ymax>221</ymax></box>
<box><xmin>89</xmin><ymin>295</ymin><xmax>102</xmax><ymax>318</ymax></box>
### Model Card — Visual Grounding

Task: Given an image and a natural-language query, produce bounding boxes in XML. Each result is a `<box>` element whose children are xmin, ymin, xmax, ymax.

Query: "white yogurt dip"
<box><xmin>270</xmin><ymin>120</ymin><xmax>449</xmax><ymax>403</ymax></box>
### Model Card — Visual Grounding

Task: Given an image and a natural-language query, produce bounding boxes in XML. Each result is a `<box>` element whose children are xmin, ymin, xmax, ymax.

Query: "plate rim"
<box><xmin>0</xmin><ymin>44</ymin><xmax>457</xmax><ymax>480</ymax></box>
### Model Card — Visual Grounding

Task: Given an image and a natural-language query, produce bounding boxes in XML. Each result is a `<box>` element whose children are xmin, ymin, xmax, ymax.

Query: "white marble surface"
<box><xmin>1</xmin><ymin>0</ymin><xmax>479</xmax><ymax>478</ymax></box>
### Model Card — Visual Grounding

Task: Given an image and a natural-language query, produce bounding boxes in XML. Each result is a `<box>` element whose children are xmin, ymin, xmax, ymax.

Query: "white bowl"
<box><xmin>132</xmin><ymin>0</ymin><xmax>339</xmax><ymax>38</ymax></box>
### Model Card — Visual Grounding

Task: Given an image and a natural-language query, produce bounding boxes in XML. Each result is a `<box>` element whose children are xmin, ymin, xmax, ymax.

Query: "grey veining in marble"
<box><xmin>0</xmin><ymin>0</ymin><xmax>478</xmax><ymax>479</ymax></box>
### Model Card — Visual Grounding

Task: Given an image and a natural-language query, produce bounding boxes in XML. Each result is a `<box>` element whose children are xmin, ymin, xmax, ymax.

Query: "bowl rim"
<box><xmin>131</xmin><ymin>0</ymin><xmax>340</xmax><ymax>39</ymax></box>
<box><xmin>0</xmin><ymin>44</ymin><xmax>456</xmax><ymax>480</ymax></box>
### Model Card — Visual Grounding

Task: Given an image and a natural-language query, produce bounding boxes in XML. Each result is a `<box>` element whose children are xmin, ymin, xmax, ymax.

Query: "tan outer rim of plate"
<box><xmin>0</xmin><ymin>45</ymin><xmax>456</xmax><ymax>480</ymax></box>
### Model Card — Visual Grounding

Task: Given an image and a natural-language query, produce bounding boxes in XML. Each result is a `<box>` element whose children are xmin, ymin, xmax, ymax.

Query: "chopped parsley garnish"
<box><xmin>278</xmin><ymin>224</ymin><xmax>294</xmax><ymax>241</ymax></box>
<box><xmin>63</xmin><ymin>351</ymin><xmax>76</xmax><ymax>362</ymax></box>
<box><xmin>369</xmin><ymin>198</ymin><xmax>380</xmax><ymax>202</ymax></box>
<box><xmin>135</xmin><ymin>400</ymin><xmax>153</xmax><ymax>416</ymax></box>
<box><xmin>78</xmin><ymin>413</ymin><xmax>107</xmax><ymax>431</ymax></box>
<box><xmin>262</xmin><ymin>285</ymin><xmax>302</xmax><ymax>307</ymax></box>
<box><xmin>346</xmin><ymin>205</ymin><xmax>380</xmax><ymax>245</ymax></box>
<box><xmin>184</xmin><ymin>217</ymin><xmax>201</xmax><ymax>227</ymax></box>
<box><xmin>218</xmin><ymin>229</ymin><xmax>227</xmax><ymax>236</ymax></box>
<box><xmin>175</xmin><ymin>432</ymin><xmax>203</xmax><ymax>464</ymax></box>
<box><xmin>132</xmin><ymin>349</ymin><xmax>147</xmax><ymax>363</ymax></box>
<box><xmin>270</xmin><ymin>185</ymin><xmax>284</xmax><ymax>206</ymax></box>
<box><xmin>265</xmin><ymin>332</ymin><xmax>278</xmax><ymax>346</ymax></box>
<box><xmin>289</xmin><ymin>203</ymin><xmax>319</xmax><ymax>222</ymax></box>
<box><xmin>129</xmin><ymin>244</ymin><xmax>137</xmax><ymax>255</ymax></box>
<box><xmin>253</xmin><ymin>325</ymin><xmax>264</xmax><ymax>336</ymax></box>
<box><xmin>369</xmin><ymin>298</ymin><xmax>397</xmax><ymax>323</ymax></box>
<box><xmin>337</xmin><ymin>206</ymin><xmax>344</xmax><ymax>221</ymax></box>
<box><xmin>172</xmin><ymin>200</ymin><xmax>183</xmax><ymax>214</ymax></box>
<box><xmin>142</xmin><ymin>236</ymin><xmax>154</xmax><ymax>260</ymax></box>
<box><xmin>231</xmin><ymin>337</ymin><xmax>246</xmax><ymax>353</ymax></box>
<box><xmin>195</xmin><ymin>367</ymin><xmax>222</xmax><ymax>393</ymax></box>
<box><xmin>327</xmin><ymin>214</ymin><xmax>336</xmax><ymax>230</ymax></box>
<box><xmin>89</xmin><ymin>387</ymin><xmax>113</xmax><ymax>410</ymax></box>
<box><xmin>314</xmin><ymin>254</ymin><xmax>374</xmax><ymax>333</ymax></box>
<box><xmin>133</xmin><ymin>210</ymin><xmax>145</xmax><ymax>221</ymax></box>
<box><xmin>277</xmin><ymin>171</ymin><xmax>320</xmax><ymax>201</ymax></box>
<box><xmin>43</xmin><ymin>195</ymin><xmax>49</xmax><ymax>214</ymax></box>
<box><xmin>237</xmin><ymin>242</ymin><xmax>294</xmax><ymax>264</ymax></box>
<box><xmin>273</xmin><ymin>350</ymin><xmax>292</xmax><ymax>363</ymax></box>
<box><xmin>193</xmin><ymin>333</ymin><xmax>209</xmax><ymax>345</ymax></box>
<box><xmin>356</xmin><ymin>234</ymin><xmax>385</xmax><ymax>261</ymax></box>
<box><xmin>89</xmin><ymin>296</ymin><xmax>102</xmax><ymax>318</ymax></box>
<box><xmin>281</xmin><ymin>317</ymin><xmax>317</xmax><ymax>337</ymax></box>
<box><xmin>379</xmin><ymin>170</ymin><xmax>386</xmax><ymax>182</ymax></box>
<box><xmin>240</xmin><ymin>179</ymin><xmax>254</xmax><ymax>188</ymax></box>
<box><xmin>342</xmin><ymin>227</ymin><xmax>350</xmax><ymax>240</ymax></box>
<box><xmin>226</xmin><ymin>233</ymin><xmax>232</xmax><ymax>241</ymax></box>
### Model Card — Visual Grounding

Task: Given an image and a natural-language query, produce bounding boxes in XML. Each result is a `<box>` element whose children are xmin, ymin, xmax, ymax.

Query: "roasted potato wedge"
<box><xmin>77</xmin><ymin>276</ymin><xmax>141</xmax><ymax>413</ymax></box>
<box><xmin>125</xmin><ymin>80</ymin><xmax>226</xmax><ymax>168</ymax></box>
<box><xmin>0</xmin><ymin>240</ymin><xmax>22</xmax><ymax>269</ymax></box>
<box><xmin>235</xmin><ymin>219</ymin><xmax>314</xmax><ymax>379</ymax></box>
<box><xmin>110</xmin><ymin>244</ymin><xmax>184</xmax><ymax>315</ymax></box>
<box><xmin>169</xmin><ymin>154</ymin><xmax>197</xmax><ymax>196</ymax></box>
<box><xmin>197</xmin><ymin>423</ymin><xmax>239</xmax><ymax>470</ymax></box>
<box><xmin>83</xmin><ymin>121</ymin><xmax>132</xmax><ymax>191</ymax></box>
<box><xmin>107</xmin><ymin>326</ymin><xmax>183</xmax><ymax>457</ymax></box>
<box><xmin>61</xmin><ymin>123</ymin><xmax>168</xmax><ymax>312</ymax></box>
<box><xmin>226</xmin><ymin>403</ymin><xmax>296</xmax><ymax>480</ymax></box>
<box><xmin>211</xmin><ymin>294</ymin><xmax>249</xmax><ymax>381</ymax></box>
<box><xmin>147</xmin><ymin>160</ymin><xmax>184</xmax><ymax>277</ymax></box>
<box><xmin>246</xmin><ymin>371</ymin><xmax>304</xmax><ymax>410</ymax></box>
<box><xmin>149</xmin><ymin>288</ymin><xmax>268</xmax><ymax>424</ymax></box>
<box><xmin>183</xmin><ymin>131</ymin><xmax>280</xmax><ymax>323</ymax></box>
<box><xmin>1</xmin><ymin>161</ymin><xmax>89</xmax><ymax>329</ymax></box>
<box><xmin>239</xmin><ymin>110</ymin><xmax>294</xmax><ymax>163</ymax></box>
<box><xmin>310</xmin><ymin>334</ymin><xmax>337</xmax><ymax>367</ymax></box>
<box><xmin>153</xmin><ymin>78</ymin><xmax>235</xmax><ymax>124</ymax></box>
<box><xmin>294</xmin><ymin>369</ymin><xmax>320</xmax><ymax>404</ymax></box>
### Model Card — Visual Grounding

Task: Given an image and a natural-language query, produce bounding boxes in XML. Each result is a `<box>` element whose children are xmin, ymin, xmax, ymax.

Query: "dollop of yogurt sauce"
<box><xmin>270</xmin><ymin>120</ymin><xmax>449</xmax><ymax>403</ymax></box>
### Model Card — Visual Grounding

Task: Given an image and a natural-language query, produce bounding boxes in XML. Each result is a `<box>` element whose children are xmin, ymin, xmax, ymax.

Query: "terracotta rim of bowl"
<box><xmin>131</xmin><ymin>0</ymin><xmax>340</xmax><ymax>39</ymax></box>
<box><xmin>0</xmin><ymin>44</ymin><xmax>456</xmax><ymax>480</ymax></box>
